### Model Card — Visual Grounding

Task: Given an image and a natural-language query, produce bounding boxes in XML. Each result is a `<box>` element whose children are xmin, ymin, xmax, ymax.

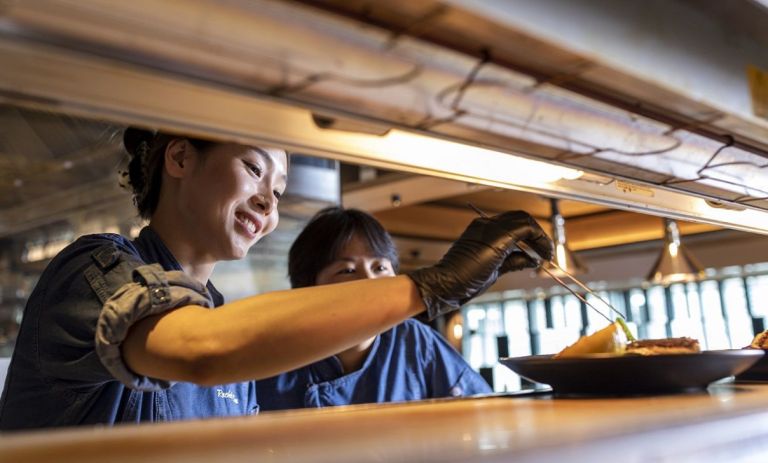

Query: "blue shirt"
<box><xmin>0</xmin><ymin>227</ymin><xmax>257</xmax><ymax>430</ymax></box>
<box><xmin>257</xmin><ymin>319</ymin><xmax>491</xmax><ymax>410</ymax></box>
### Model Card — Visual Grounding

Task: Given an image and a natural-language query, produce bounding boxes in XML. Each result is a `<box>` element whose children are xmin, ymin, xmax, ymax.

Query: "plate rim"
<box><xmin>498</xmin><ymin>349</ymin><xmax>764</xmax><ymax>394</ymax></box>
<box><xmin>500</xmin><ymin>348</ymin><xmax>765</xmax><ymax>365</ymax></box>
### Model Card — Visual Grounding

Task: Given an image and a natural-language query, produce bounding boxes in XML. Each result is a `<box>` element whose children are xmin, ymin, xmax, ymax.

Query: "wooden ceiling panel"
<box><xmin>373</xmin><ymin>205</ymin><xmax>475</xmax><ymax>241</ymax></box>
<box><xmin>375</xmin><ymin>203</ymin><xmax>721</xmax><ymax>251</ymax></box>
<box><xmin>431</xmin><ymin>189</ymin><xmax>609</xmax><ymax>220</ymax></box>
<box><xmin>566</xmin><ymin>212</ymin><xmax>719</xmax><ymax>250</ymax></box>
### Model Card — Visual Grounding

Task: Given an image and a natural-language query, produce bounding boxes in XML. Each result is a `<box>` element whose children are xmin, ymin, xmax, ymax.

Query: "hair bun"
<box><xmin>123</xmin><ymin>127</ymin><xmax>155</xmax><ymax>156</ymax></box>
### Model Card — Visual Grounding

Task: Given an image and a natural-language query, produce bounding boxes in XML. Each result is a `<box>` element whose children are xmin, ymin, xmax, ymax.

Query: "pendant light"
<box><xmin>646</xmin><ymin>218</ymin><xmax>704</xmax><ymax>285</ymax></box>
<box><xmin>538</xmin><ymin>198</ymin><xmax>587</xmax><ymax>277</ymax></box>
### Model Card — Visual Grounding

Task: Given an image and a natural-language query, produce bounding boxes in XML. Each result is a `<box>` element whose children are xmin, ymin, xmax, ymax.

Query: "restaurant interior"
<box><xmin>2</xmin><ymin>0</ymin><xmax>768</xmax><ymax>461</ymax></box>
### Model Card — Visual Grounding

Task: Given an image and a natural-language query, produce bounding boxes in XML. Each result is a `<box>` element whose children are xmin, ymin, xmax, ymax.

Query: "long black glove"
<box><xmin>407</xmin><ymin>210</ymin><xmax>553</xmax><ymax>319</ymax></box>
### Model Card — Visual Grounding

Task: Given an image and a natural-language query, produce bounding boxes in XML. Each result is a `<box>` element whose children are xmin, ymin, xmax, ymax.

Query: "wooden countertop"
<box><xmin>4</xmin><ymin>382</ymin><xmax>768</xmax><ymax>462</ymax></box>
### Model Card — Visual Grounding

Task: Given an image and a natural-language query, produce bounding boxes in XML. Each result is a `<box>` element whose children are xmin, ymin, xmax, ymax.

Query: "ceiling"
<box><xmin>1</xmin><ymin>0</ymin><xmax>767</xmax><ymax>297</ymax></box>
<box><xmin>2</xmin><ymin>0</ymin><xmax>768</xmax><ymax>236</ymax></box>
<box><xmin>0</xmin><ymin>106</ymin><xmax>124</xmax><ymax>208</ymax></box>
<box><xmin>368</xmin><ymin>188</ymin><xmax>720</xmax><ymax>252</ymax></box>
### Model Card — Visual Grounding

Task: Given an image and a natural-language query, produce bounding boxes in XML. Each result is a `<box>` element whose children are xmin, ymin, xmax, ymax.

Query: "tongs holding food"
<box><xmin>468</xmin><ymin>203</ymin><xmax>636</xmax><ymax>342</ymax></box>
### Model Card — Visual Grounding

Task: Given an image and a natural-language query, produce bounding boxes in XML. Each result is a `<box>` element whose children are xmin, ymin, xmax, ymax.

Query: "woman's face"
<box><xmin>315</xmin><ymin>234</ymin><xmax>396</xmax><ymax>285</ymax></box>
<box><xmin>178</xmin><ymin>142</ymin><xmax>288</xmax><ymax>261</ymax></box>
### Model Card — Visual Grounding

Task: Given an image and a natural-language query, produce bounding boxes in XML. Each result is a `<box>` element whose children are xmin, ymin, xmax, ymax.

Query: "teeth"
<box><xmin>238</xmin><ymin>213</ymin><xmax>257</xmax><ymax>234</ymax></box>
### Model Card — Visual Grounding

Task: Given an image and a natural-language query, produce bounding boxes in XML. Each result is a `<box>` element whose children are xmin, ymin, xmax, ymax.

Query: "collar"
<box><xmin>132</xmin><ymin>226</ymin><xmax>225</xmax><ymax>306</ymax></box>
<box><xmin>309</xmin><ymin>335</ymin><xmax>382</xmax><ymax>384</ymax></box>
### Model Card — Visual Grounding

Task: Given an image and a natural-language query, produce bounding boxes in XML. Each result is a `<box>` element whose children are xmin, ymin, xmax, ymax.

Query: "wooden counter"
<box><xmin>3</xmin><ymin>382</ymin><xmax>768</xmax><ymax>462</ymax></box>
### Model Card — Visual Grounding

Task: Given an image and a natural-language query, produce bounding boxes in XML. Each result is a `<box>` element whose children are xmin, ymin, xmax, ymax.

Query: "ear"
<box><xmin>164</xmin><ymin>139</ymin><xmax>190</xmax><ymax>178</ymax></box>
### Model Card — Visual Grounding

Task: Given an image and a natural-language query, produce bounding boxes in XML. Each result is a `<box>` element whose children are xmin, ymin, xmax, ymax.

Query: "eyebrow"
<box><xmin>333</xmin><ymin>256</ymin><xmax>389</xmax><ymax>263</ymax></box>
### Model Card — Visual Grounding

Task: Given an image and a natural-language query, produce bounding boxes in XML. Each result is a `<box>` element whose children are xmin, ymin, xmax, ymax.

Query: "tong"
<box><xmin>467</xmin><ymin>203</ymin><xmax>636</xmax><ymax>342</ymax></box>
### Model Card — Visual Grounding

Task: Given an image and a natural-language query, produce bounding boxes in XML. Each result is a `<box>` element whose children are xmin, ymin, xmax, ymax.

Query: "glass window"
<box><xmin>722</xmin><ymin>279</ymin><xmax>753</xmax><ymax>348</ymax></box>
<box><xmin>699</xmin><ymin>281</ymin><xmax>730</xmax><ymax>349</ymax></box>
<box><xmin>503</xmin><ymin>300</ymin><xmax>531</xmax><ymax>357</ymax></box>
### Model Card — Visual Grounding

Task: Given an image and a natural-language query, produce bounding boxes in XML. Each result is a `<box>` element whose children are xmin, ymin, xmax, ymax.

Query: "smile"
<box><xmin>235</xmin><ymin>211</ymin><xmax>262</xmax><ymax>237</ymax></box>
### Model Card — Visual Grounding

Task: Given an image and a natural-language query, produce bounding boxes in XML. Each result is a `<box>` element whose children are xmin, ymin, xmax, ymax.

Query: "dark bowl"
<box><xmin>500</xmin><ymin>349</ymin><xmax>764</xmax><ymax>395</ymax></box>
<box><xmin>734</xmin><ymin>348</ymin><xmax>768</xmax><ymax>382</ymax></box>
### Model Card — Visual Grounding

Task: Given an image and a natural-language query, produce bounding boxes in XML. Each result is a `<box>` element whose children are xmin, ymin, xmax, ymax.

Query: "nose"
<box><xmin>251</xmin><ymin>192</ymin><xmax>273</xmax><ymax>215</ymax></box>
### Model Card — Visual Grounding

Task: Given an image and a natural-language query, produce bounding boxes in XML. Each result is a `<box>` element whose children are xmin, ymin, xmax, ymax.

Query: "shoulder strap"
<box><xmin>84</xmin><ymin>244</ymin><xmax>144</xmax><ymax>305</ymax></box>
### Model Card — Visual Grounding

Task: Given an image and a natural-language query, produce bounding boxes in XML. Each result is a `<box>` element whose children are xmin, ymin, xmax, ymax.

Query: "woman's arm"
<box><xmin>122</xmin><ymin>210</ymin><xmax>552</xmax><ymax>387</ymax></box>
<box><xmin>122</xmin><ymin>275</ymin><xmax>423</xmax><ymax>385</ymax></box>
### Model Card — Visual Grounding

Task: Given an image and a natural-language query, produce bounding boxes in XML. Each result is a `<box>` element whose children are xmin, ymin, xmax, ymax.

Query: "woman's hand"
<box><xmin>407</xmin><ymin>210</ymin><xmax>552</xmax><ymax>319</ymax></box>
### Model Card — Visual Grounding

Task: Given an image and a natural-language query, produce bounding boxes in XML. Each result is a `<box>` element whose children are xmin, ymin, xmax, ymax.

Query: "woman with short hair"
<box><xmin>258</xmin><ymin>207</ymin><xmax>492</xmax><ymax>410</ymax></box>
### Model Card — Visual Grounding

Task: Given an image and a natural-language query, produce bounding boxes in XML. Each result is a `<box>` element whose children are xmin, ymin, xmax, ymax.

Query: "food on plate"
<box><xmin>554</xmin><ymin>321</ymin><xmax>628</xmax><ymax>359</ymax></box>
<box><xmin>554</xmin><ymin>320</ymin><xmax>701</xmax><ymax>358</ymax></box>
<box><xmin>748</xmin><ymin>330</ymin><xmax>768</xmax><ymax>349</ymax></box>
<box><xmin>625</xmin><ymin>337</ymin><xmax>700</xmax><ymax>355</ymax></box>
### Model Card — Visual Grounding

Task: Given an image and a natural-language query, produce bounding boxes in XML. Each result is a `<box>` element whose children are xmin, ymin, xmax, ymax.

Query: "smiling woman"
<box><xmin>0</xmin><ymin>127</ymin><xmax>553</xmax><ymax>430</ymax></box>
<box><xmin>123</xmin><ymin>128</ymin><xmax>287</xmax><ymax>267</ymax></box>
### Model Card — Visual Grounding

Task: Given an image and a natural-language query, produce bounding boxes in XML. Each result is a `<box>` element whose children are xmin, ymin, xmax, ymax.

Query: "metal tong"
<box><xmin>467</xmin><ymin>203</ymin><xmax>635</xmax><ymax>341</ymax></box>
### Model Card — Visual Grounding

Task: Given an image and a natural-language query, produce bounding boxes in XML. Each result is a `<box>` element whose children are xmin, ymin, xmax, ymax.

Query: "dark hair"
<box><xmin>122</xmin><ymin>127</ymin><xmax>217</xmax><ymax>219</ymax></box>
<box><xmin>288</xmin><ymin>207</ymin><xmax>400</xmax><ymax>288</ymax></box>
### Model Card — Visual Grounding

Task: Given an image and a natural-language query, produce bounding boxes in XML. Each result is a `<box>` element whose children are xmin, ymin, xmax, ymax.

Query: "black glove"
<box><xmin>407</xmin><ymin>210</ymin><xmax>553</xmax><ymax>319</ymax></box>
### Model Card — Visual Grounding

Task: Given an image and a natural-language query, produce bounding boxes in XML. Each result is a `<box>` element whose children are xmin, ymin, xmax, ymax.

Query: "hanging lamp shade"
<box><xmin>538</xmin><ymin>198</ymin><xmax>587</xmax><ymax>277</ymax></box>
<box><xmin>646</xmin><ymin>219</ymin><xmax>704</xmax><ymax>285</ymax></box>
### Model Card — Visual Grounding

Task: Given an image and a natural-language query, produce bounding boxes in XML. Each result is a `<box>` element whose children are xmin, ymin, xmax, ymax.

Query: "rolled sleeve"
<box><xmin>95</xmin><ymin>264</ymin><xmax>213</xmax><ymax>391</ymax></box>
